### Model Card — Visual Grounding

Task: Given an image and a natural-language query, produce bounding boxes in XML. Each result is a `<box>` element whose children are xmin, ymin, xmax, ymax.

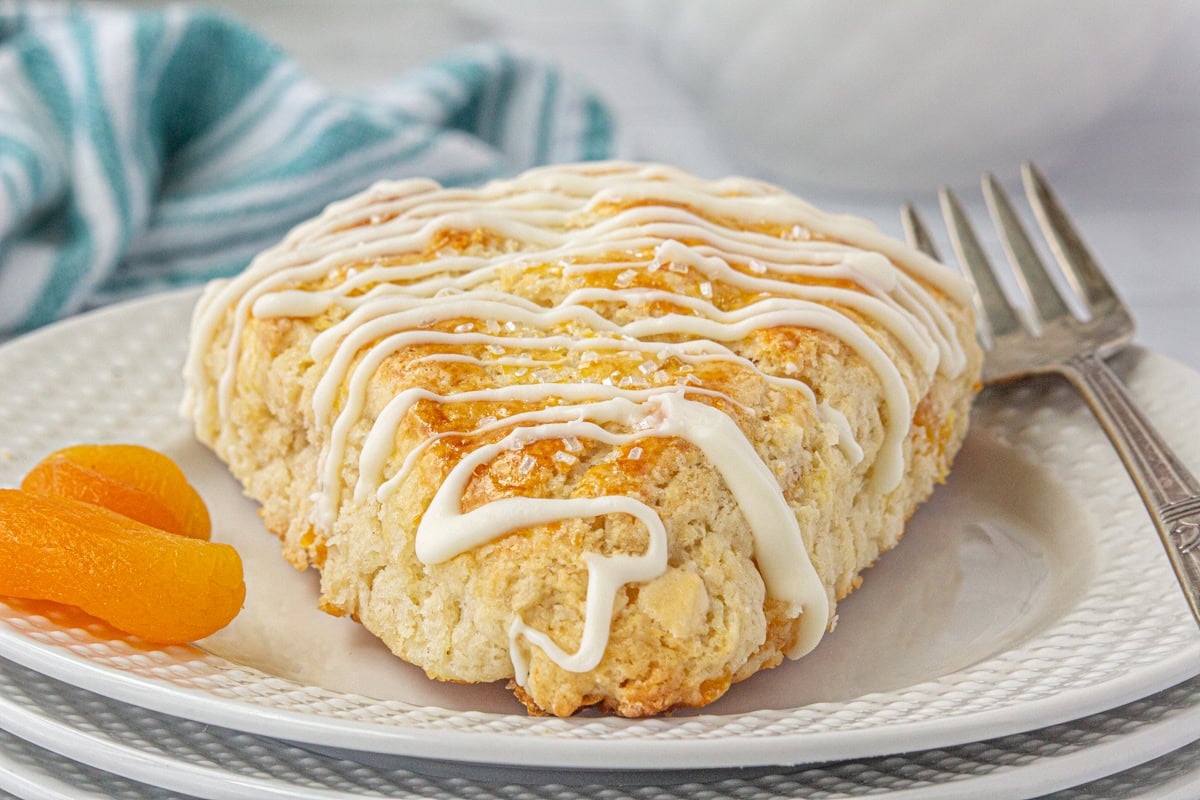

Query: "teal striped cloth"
<box><xmin>0</xmin><ymin>3</ymin><xmax>617</xmax><ymax>336</ymax></box>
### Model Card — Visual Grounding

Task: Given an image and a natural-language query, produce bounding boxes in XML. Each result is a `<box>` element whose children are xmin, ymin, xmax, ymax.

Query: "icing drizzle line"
<box><xmin>184</xmin><ymin>162</ymin><xmax>971</xmax><ymax>684</ymax></box>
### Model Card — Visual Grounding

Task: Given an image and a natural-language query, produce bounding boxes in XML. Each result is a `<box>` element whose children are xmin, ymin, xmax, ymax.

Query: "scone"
<box><xmin>184</xmin><ymin>161</ymin><xmax>983</xmax><ymax>717</ymax></box>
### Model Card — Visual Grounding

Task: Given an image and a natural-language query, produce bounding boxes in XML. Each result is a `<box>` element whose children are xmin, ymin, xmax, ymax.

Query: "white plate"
<box><xmin>0</xmin><ymin>655</ymin><xmax>1198</xmax><ymax>800</ymax></box>
<box><xmin>0</xmin><ymin>289</ymin><xmax>1198</xmax><ymax>770</ymax></box>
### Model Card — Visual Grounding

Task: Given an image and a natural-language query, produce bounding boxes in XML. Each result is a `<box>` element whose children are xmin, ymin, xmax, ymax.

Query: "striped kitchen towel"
<box><xmin>0</xmin><ymin>3</ymin><xmax>617</xmax><ymax>336</ymax></box>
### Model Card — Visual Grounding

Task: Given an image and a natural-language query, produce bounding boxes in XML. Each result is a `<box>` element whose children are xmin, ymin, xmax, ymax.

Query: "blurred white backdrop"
<box><xmin>130</xmin><ymin>0</ymin><xmax>1200</xmax><ymax>369</ymax></box>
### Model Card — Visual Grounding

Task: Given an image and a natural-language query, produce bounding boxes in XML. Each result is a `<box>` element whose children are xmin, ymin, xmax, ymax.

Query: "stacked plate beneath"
<box><xmin>1</xmin><ymin>291</ymin><xmax>1199</xmax><ymax>799</ymax></box>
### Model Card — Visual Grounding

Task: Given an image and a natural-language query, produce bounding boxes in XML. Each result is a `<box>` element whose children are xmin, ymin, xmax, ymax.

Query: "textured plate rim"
<box><xmin>0</xmin><ymin>289</ymin><xmax>1198</xmax><ymax>770</ymax></box>
<box><xmin>1</xmin><ymin>656</ymin><xmax>1200</xmax><ymax>800</ymax></box>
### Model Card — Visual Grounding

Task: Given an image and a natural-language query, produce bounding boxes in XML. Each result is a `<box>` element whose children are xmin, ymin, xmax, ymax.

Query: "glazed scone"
<box><xmin>184</xmin><ymin>162</ymin><xmax>983</xmax><ymax>717</ymax></box>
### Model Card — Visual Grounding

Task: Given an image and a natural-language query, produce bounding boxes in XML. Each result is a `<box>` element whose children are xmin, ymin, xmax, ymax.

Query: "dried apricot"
<box><xmin>0</xmin><ymin>489</ymin><xmax>244</xmax><ymax>643</ymax></box>
<box><xmin>21</xmin><ymin>444</ymin><xmax>210</xmax><ymax>540</ymax></box>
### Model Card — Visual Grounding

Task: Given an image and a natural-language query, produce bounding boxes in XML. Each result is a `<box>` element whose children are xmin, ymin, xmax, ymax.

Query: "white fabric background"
<box><xmin>137</xmin><ymin>0</ymin><xmax>1200</xmax><ymax>371</ymax></box>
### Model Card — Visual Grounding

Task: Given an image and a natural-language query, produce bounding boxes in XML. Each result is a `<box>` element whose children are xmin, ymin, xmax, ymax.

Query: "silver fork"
<box><xmin>903</xmin><ymin>162</ymin><xmax>1200</xmax><ymax>626</ymax></box>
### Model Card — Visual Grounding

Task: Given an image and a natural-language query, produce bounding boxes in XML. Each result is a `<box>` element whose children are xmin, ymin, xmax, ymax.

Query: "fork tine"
<box><xmin>903</xmin><ymin>201</ymin><xmax>997</xmax><ymax>345</ymax></box>
<box><xmin>939</xmin><ymin>187</ymin><xmax>1023</xmax><ymax>339</ymax></box>
<box><xmin>1022</xmin><ymin>162</ymin><xmax>1129</xmax><ymax>318</ymax></box>
<box><xmin>900</xmin><ymin>202</ymin><xmax>942</xmax><ymax>261</ymax></box>
<box><xmin>982</xmin><ymin>173</ymin><xmax>1072</xmax><ymax>325</ymax></box>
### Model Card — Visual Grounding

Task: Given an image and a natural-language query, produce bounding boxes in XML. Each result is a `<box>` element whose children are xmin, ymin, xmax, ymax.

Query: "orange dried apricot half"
<box><xmin>21</xmin><ymin>444</ymin><xmax>211</xmax><ymax>540</ymax></box>
<box><xmin>0</xmin><ymin>489</ymin><xmax>244</xmax><ymax>643</ymax></box>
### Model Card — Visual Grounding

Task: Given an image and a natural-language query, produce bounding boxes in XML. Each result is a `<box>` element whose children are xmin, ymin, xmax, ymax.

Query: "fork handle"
<box><xmin>1061</xmin><ymin>352</ymin><xmax>1200</xmax><ymax>625</ymax></box>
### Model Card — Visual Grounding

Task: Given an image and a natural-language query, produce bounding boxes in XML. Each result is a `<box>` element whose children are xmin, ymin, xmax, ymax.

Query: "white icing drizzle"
<box><xmin>417</xmin><ymin>393</ymin><xmax>826</xmax><ymax>684</ymax></box>
<box><xmin>184</xmin><ymin>161</ymin><xmax>973</xmax><ymax>684</ymax></box>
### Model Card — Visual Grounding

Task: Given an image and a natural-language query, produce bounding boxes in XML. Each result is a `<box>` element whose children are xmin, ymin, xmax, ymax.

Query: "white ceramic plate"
<box><xmin>0</xmin><ymin>655</ymin><xmax>1199</xmax><ymax>800</ymax></box>
<box><xmin>0</xmin><ymin>289</ymin><xmax>1198</xmax><ymax>770</ymax></box>
<box><xmin>5</xmin><ymin>736</ymin><xmax>1200</xmax><ymax>800</ymax></box>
